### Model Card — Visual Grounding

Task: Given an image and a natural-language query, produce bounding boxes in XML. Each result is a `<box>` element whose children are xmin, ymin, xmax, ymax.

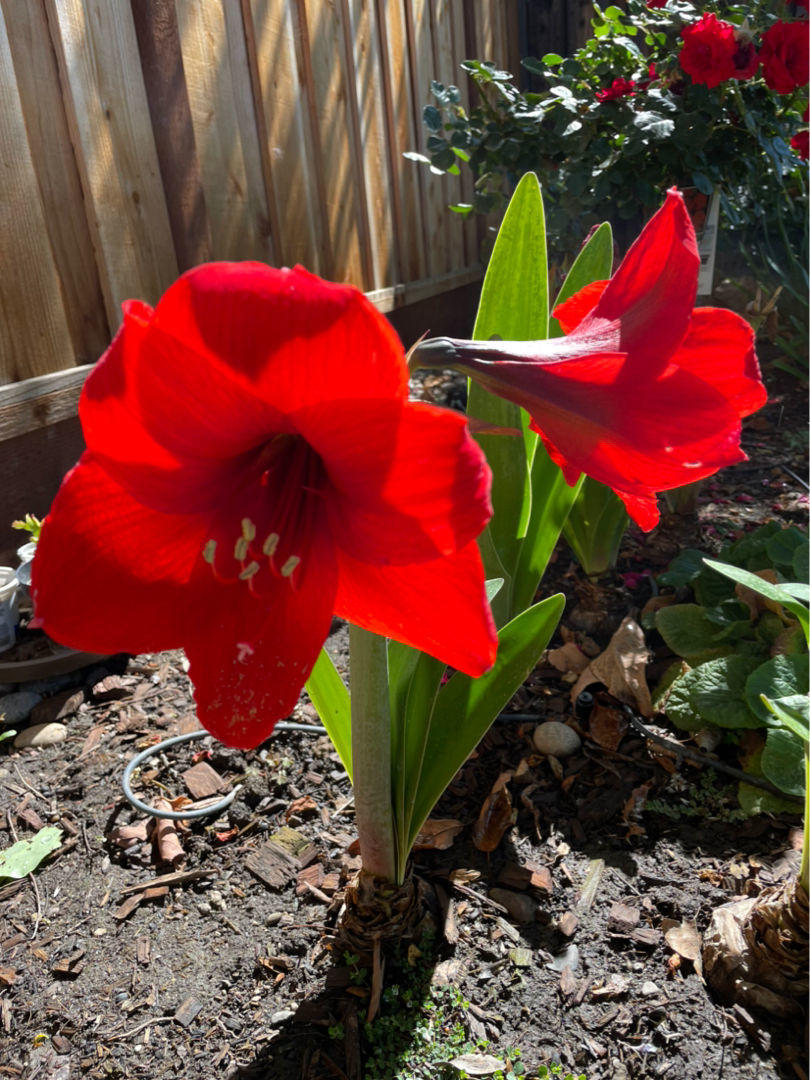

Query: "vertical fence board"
<box><xmin>301</xmin><ymin>0</ymin><xmax>368</xmax><ymax>286</ymax></box>
<box><xmin>431</xmin><ymin>0</ymin><xmax>468</xmax><ymax>272</ymax></box>
<box><xmin>176</xmin><ymin>0</ymin><xmax>273</xmax><ymax>264</ymax></box>
<box><xmin>131</xmin><ymin>0</ymin><xmax>213</xmax><ymax>273</ymax></box>
<box><xmin>0</xmin><ymin>6</ymin><xmax>76</xmax><ymax>384</ymax></box>
<box><xmin>379</xmin><ymin>0</ymin><xmax>427</xmax><ymax>283</ymax></box>
<box><xmin>46</xmin><ymin>0</ymin><xmax>178</xmax><ymax>325</ymax></box>
<box><xmin>2</xmin><ymin>0</ymin><xmax>109</xmax><ymax>370</ymax></box>
<box><xmin>346</xmin><ymin>0</ymin><xmax>395</xmax><ymax>291</ymax></box>
<box><xmin>408</xmin><ymin>0</ymin><xmax>449</xmax><ymax>277</ymax></box>
<box><xmin>248</xmin><ymin>0</ymin><xmax>324</xmax><ymax>273</ymax></box>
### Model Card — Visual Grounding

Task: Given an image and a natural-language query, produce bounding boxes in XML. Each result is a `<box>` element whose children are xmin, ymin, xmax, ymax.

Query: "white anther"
<box><xmin>263</xmin><ymin>532</ymin><xmax>280</xmax><ymax>557</ymax></box>
<box><xmin>234</xmin><ymin>536</ymin><xmax>249</xmax><ymax>561</ymax></box>
<box><xmin>239</xmin><ymin>561</ymin><xmax>260</xmax><ymax>580</ymax></box>
<box><xmin>203</xmin><ymin>540</ymin><xmax>217</xmax><ymax>565</ymax></box>
<box><xmin>241</xmin><ymin>518</ymin><xmax>256</xmax><ymax>541</ymax></box>
<box><xmin>280</xmin><ymin>555</ymin><xmax>301</xmax><ymax>578</ymax></box>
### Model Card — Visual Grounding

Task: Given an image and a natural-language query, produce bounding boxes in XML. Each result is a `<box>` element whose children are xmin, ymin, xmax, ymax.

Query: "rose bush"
<box><xmin>416</xmin><ymin>0</ymin><xmax>808</xmax><ymax>290</ymax></box>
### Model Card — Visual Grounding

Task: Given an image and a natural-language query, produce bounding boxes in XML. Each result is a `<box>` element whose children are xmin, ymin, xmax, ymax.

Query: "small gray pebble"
<box><xmin>533</xmin><ymin>721</ymin><xmax>581</xmax><ymax>758</ymax></box>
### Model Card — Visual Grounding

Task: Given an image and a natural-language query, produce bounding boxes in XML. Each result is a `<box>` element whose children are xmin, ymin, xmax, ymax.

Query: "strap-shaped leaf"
<box><xmin>703</xmin><ymin>558</ymin><xmax>809</xmax><ymax>645</ymax></box>
<box><xmin>405</xmin><ymin>593</ymin><xmax>565</xmax><ymax>848</ymax></box>
<box><xmin>305</xmin><ymin>649</ymin><xmax>352</xmax><ymax>780</ymax></box>
<box><xmin>468</xmin><ymin>173</ymin><xmax>549</xmax><ymax>616</ymax></box>
<box><xmin>550</xmin><ymin>221</ymin><xmax>613</xmax><ymax>337</ymax></box>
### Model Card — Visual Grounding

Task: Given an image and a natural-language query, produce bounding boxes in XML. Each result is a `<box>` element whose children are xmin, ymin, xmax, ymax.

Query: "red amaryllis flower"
<box><xmin>679</xmin><ymin>13</ymin><xmax>737</xmax><ymax>88</ymax></box>
<box><xmin>647</xmin><ymin>0</ymin><xmax>668</xmax><ymax>8</ymax></box>
<box><xmin>411</xmin><ymin>190</ymin><xmax>766</xmax><ymax>532</ymax></box>
<box><xmin>596</xmin><ymin>77</ymin><xmax>636</xmax><ymax>102</ymax></box>
<box><xmin>31</xmin><ymin>265</ymin><xmax>497</xmax><ymax>748</ymax></box>
<box><xmin>761</xmin><ymin>20</ymin><xmax>809</xmax><ymax>94</ymax></box>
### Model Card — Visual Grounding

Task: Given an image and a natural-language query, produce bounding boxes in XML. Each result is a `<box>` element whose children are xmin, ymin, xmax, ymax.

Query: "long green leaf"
<box><xmin>703</xmin><ymin>558</ymin><xmax>809</xmax><ymax>644</ymax></box>
<box><xmin>305</xmin><ymin>649</ymin><xmax>352</xmax><ymax>780</ymax></box>
<box><xmin>512</xmin><ymin>464</ymin><xmax>584</xmax><ymax>613</ymax></box>
<box><xmin>563</xmin><ymin>476</ymin><xmax>629</xmax><ymax>576</ymax></box>
<box><xmin>514</xmin><ymin>220</ymin><xmax>616</xmax><ymax>596</ymax></box>
<box><xmin>468</xmin><ymin>173</ymin><xmax>549</xmax><ymax>616</ymax></box>
<box><xmin>406</xmin><ymin>593</ymin><xmax>565</xmax><ymax>848</ymax></box>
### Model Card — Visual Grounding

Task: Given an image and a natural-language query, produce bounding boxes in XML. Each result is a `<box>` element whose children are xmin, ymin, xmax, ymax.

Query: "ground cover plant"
<box><xmin>1</xmin><ymin>164</ymin><xmax>807</xmax><ymax>1080</ymax></box>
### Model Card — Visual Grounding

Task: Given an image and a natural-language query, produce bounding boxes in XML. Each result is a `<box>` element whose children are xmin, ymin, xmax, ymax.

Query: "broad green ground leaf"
<box><xmin>468</xmin><ymin>173</ymin><xmax>548</xmax><ymax>615</ymax></box>
<box><xmin>765</xmin><ymin>527</ymin><xmax>807</xmax><ymax>577</ymax></box>
<box><xmin>656</xmin><ymin>604</ymin><xmax>734</xmax><ymax>664</ymax></box>
<box><xmin>692</xmin><ymin>655</ymin><xmax>763</xmax><ymax>729</ymax></box>
<box><xmin>746</xmin><ymin>654</ymin><xmax>809</xmax><ymax>724</ymax></box>
<box><xmin>658</xmin><ymin>549</ymin><xmax>708</xmax><ymax>589</ymax></box>
<box><xmin>305</xmin><ymin>649</ymin><xmax>352</xmax><ymax>780</ymax></box>
<box><xmin>738</xmin><ymin>781</ymin><xmax>802</xmax><ymax>815</ymax></box>
<box><xmin>405</xmin><ymin>593</ymin><xmax>565</xmax><ymax>848</ymax></box>
<box><xmin>0</xmin><ymin>827</ymin><xmax>62</xmax><ymax>881</ymax></box>
<box><xmin>792</xmin><ymin>538</ymin><xmax>809</xmax><ymax>583</ymax></box>
<box><xmin>665</xmin><ymin>666</ymin><xmax>711</xmax><ymax>732</ymax></box>
<box><xmin>761</xmin><ymin>726</ymin><xmax>805</xmax><ymax>796</ymax></box>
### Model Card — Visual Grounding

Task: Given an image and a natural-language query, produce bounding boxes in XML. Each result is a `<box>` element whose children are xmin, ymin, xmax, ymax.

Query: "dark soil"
<box><xmin>0</xmin><ymin>361</ymin><xmax>807</xmax><ymax>1080</ymax></box>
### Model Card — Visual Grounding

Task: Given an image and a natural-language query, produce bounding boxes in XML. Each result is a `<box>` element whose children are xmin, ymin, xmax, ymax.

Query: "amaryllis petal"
<box><xmin>293</xmin><ymin>398</ymin><xmax>492</xmax><ymax>565</ymax></box>
<box><xmin>671</xmin><ymin>309</ymin><xmax>765</xmax><ymax>418</ymax></box>
<box><xmin>553</xmin><ymin>280</ymin><xmax>608</xmax><ymax>334</ymax></box>
<box><xmin>184</xmin><ymin>531</ymin><xmax>338</xmax><ymax>749</ymax></box>
<box><xmin>572</xmin><ymin>190</ymin><xmax>698</xmax><ymax>370</ymax></box>
<box><xmin>81</xmin><ymin>303</ymin><xmax>267</xmax><ymax>515</ymax></box>
<box><xmin>151</xmin><ymin>263</ymin><xmax>409</xmax><ymax>410</ymax></box>
<box><xmin>32</xmin><ymin>455</ymin><xmax>202</xmax><ymax>653</ymax></box>
<box><xmin>334</xmin><ymin>542</ymin><xmax>497</xmax><ymax>677</ymax></box>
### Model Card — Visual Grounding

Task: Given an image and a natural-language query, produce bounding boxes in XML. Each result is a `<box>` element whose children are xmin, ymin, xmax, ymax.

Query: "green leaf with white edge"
<box><xmin>0</xmin><ymin>826</ymin><xmax>62</xmax><ymax>881</ymax></box>
<box><xmin>761</xmin><ymin>727</ymin><xmax>806</xmax><ymax>797</ymax></box>
<box><xmin>703</xmin><ymin>558</ymin><xmax>809</xmax><ymax>642</ymax></box>
<box><xmin>760</xmin><ymin>694</ymin><xmax>809</xmax><ymax>742</ymax></box>
<box><xmin>550</xmin><ymin>221</ymin><xmax>613</xmax><ymax>339</ymax></box>
<box><xmin>305</xmin><ymin>649</ymin><xmax>352</xmax><ymax>781</ymax></box>
<box><xmin>468</xmin><ymin>173</ymin><xmax>549</xmax><ymax>615</ymax></box>
<box><xmin>745</xmin><ymin>654</ymin><xmax>809</xmax><ymax>725</ymax></box>
<box><xmin>405</xmin><ymin>593</ymin><xmax>565</xmax><ymax>849</ymax></box>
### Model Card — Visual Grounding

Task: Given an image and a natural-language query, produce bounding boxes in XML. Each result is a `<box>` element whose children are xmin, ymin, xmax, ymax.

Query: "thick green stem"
<box><xmin>349</xmin><ymin>624</ymin><xmax>399</xmax><ymax>883</ymax></box>
<box><xmin>800</xmin><ymin>741</ymin><xmax>809</xmax><ymax>895</ymax></box>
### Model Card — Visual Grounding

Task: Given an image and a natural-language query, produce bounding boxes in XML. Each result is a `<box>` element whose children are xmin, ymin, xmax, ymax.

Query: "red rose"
<box><xmin>761</xmin><ymin>21</ymin><xmax>809</xmax><ymax>93</ymax></box>
<box><xmin>791</xmin><ymin>129</ymin><xmax>809</xmax><ymax>158</ymax></box>
<box><xmin>732</xmin><ymin>38</ymin><xmax>759</xmax><ymax>80</ymax></box>
<box><xmin>679</xmin><ymin>14</ymin><xmax>738</xmax><ymax>88</ymax></box>
<box><xmin>596</xmin><ymin>77</ymin><xmax>637</xmax><ymax>102</ymax></box>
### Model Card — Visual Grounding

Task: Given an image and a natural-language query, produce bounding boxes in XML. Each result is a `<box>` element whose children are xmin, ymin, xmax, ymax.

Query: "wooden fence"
<box><xmin>0</xmin><ymin>0</ymin><xmax>518</xmax><ymax>399</ymax></box>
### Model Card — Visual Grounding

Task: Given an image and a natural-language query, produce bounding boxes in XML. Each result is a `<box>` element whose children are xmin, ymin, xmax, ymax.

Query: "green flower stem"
<box><xmin>349</xmin><ymin>624</ymin><xmax>399</xmax><ymax>884</ymax></box>
<box><xmin>801</xmin><ymin>741</ymin><xmax>809</xmax><ymax>895</ymax></box>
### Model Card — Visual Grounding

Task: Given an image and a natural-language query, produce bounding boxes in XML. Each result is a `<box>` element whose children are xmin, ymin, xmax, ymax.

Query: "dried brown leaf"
<box><xmin>570</xmin><ymin>617</ymin><xmax>653</xmax><ymax>716</ymax></box>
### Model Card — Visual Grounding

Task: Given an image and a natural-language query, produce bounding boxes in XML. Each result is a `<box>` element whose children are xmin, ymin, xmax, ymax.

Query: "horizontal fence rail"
<box><xmin>0</xmin><ymin>0</ymin><xmax>517</xmax><ymax>391</ymax></box>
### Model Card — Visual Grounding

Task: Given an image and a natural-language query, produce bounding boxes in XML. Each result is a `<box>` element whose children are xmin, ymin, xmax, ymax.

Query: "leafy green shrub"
<box><xmin>654</xmin><ymin>523</ymin><xmax>808</xmax><ymax>810</ymax></box>
<box><xmin>416</xmin><ymin>0</ymin><xmax>808</xmax><ymax>277</ymax></box>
